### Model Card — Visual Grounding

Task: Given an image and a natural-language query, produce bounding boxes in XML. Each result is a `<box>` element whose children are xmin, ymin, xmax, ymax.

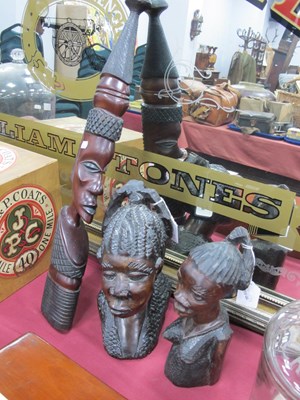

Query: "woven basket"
<box><xmin>276</xmin><ymin>89</ymin><xmax>300</xmax><ymax>128</ymax></box>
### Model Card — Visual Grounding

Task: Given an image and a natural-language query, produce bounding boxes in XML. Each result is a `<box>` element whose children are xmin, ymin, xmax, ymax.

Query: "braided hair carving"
<box><xmin>189</xmin><ymin>226</ymin><xmax>255</xmax><ymax>291</ymax></box>
<box><xmin>99</xmin><ymin>180</ymin><xmax>173</xmax><ymax>261</ymax></box>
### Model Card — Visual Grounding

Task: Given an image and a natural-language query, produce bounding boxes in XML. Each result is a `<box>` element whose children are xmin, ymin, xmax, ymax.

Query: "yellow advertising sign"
<box><xmin>108</xmin><ymin>143</ymin><xmax>295</xmax><ymax>234</ymax></box>
<box><xmin>0</xmin><ymin>113</ymin><xmax>79</xmax><ymax>208</ymax></box>
<box><xmin>257</xmin><ymin>203</ymin><xmax>300</xmax><ymax>252</ymax></box>
<box><xmin>109</xmin><ymin>143</ymin><xmax>300</xmax><ymax>251</ymax></box>
<box><xmin>0</xmin><ymin>112</ymin><xmax>299</xmax><ymax>251</ymax></box>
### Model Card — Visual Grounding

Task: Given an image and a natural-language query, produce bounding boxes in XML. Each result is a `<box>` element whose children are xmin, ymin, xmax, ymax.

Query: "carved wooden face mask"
<box><xmin>101</xmin><ymin>252</ymin><xmax>160</xmax><ymax>318</ymax></box>
<box><xmin>71</xmin><ymin>132</ymin><xmax>115</xmax><ymax>224</ymax></box>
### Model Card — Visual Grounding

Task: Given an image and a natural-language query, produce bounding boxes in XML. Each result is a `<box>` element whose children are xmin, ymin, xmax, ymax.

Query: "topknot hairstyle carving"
<box><xmin>189</xmin><ymin>226</ymin><xmax>255</xmax><ymax>291</ymax></box>
<box><xmin>99</xmin><ymin>180</ymin><xmax>173</xmax><ymax>261</ymax></box>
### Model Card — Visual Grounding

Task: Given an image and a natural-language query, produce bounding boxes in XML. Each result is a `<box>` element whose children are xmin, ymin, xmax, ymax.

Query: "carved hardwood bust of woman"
<box><xmin>164</xmin><ymin>226</ymin><xmax>255</xmax><ymax>387</ymax></box>
<box><xmin>97</xmin><ymin>180</ymin><xmax>173</xmax><ymax>359</ymax></box>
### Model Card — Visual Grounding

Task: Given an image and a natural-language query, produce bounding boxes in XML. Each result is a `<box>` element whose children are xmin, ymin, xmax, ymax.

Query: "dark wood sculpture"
<box><xmin>97</xmin><ymin>180</ymin><xmax>172</xmax><ymax>359</ymax></box>
<box><xmin>140</xmin><ymin>0</ymin><xmax>188</xmax><ymax>225</ymax></box>
<box><xmin>41</xmin><ymin>0</ymin><xmax>150</xmax><ymax>332</ymax></box>
<box><xmin>163</xmin><ymin>226</ymin><xmax>255</xmax><ymax>387</ymax></box>
<box><xmin>140</xmin><ymin>1</ymin><xmax>233</xmax><ymax>237</ymax></box>
<box><xmin>140</xmin><ymin>0</ymin><xmax>182</xmax><ymax>158</ymax></box>
<box><xmin>251</xmin><ymin>185</ymin><xmax>289</xmax><ymax>290</ymax></box>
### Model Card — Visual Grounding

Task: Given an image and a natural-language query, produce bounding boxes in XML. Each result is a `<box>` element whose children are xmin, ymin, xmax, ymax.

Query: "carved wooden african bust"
<box><xmin>164</xmin><ymin>226</ymin><xmax>255</xmax><ymax>387</ymax></box>
<box><xmin>97</xmin><ymin>180</ymin><xmax>173</xmax><ymax>359</ymax></box>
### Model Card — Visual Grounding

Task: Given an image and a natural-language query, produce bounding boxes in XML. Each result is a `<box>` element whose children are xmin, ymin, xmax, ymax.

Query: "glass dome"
<box><xmin>251</xmin><ymin>300</ymin><xmax>300</xmax><ymax>400</ymax></box>
<box><xmin>265</xmin><ymin>300</ymin><xmax>300</xmax><ymax>399</ymax></box>
<box><xmin>0</xmin><ymin>49</ymin><xmax>55</xmax><ymax>119</ymax></box>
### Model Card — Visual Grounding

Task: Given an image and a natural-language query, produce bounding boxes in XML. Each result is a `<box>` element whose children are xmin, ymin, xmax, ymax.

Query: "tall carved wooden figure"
<box><xmin>140</xmin><ymin>0</ymin><xmax>187</xmax><ymax>224</ymax></box>
<box><xmin>97</xmin><ymin>180</ymin><xmax>173</xmax><ymax>359</ymax></box>
<box><xmin>41</xmin><ymin>0</ymin><xmax>150</xmax><ymax>332</ymax></box>
<box><xmin>164</xmin><ymin>226</ymin><xmax>255</xmax><ymax>387</ymax></box>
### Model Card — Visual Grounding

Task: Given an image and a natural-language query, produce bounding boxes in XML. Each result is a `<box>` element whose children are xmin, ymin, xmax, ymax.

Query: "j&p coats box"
<box><xmin>0</xmin><ymin>142</ymin><xmax>61</xmax><ymax>301</ymax></box>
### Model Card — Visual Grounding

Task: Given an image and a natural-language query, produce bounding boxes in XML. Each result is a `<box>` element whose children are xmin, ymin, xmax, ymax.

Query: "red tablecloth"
<box><xmin>123</xmin><ymin>112</ymin><xmax>300</xmax><ymax>184</ymax></box>
<box><xmin>123</xmin><ymin>111</ymin><xmax>143</xmax><ymax>133</ymax></box>
<box><xmin>0</xmin><ymin>256</ymin><xmax>263</xmax><ymax>400</ymax></box>
<box><xmin>179</xmin><ymin>119</ymin><xmax>300</xmax><ymax>182</ymax></box>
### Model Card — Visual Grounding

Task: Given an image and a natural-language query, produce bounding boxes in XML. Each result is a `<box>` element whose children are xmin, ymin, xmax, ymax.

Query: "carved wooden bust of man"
<box><xmin>97</xmin><ymin>180</ymin><xmax>172</xmax><ymax>359</ymax></box>
<box><xmin>164</xmin><ymin>226</ymin><xmax>255</xmax><ymax>387</ymax></box>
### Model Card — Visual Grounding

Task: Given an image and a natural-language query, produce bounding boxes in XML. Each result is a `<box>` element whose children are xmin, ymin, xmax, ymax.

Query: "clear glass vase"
<box><xmin>250</xmin><ymin>300</ymin><xmax>300</xmax><ymax>400</ymax></box>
